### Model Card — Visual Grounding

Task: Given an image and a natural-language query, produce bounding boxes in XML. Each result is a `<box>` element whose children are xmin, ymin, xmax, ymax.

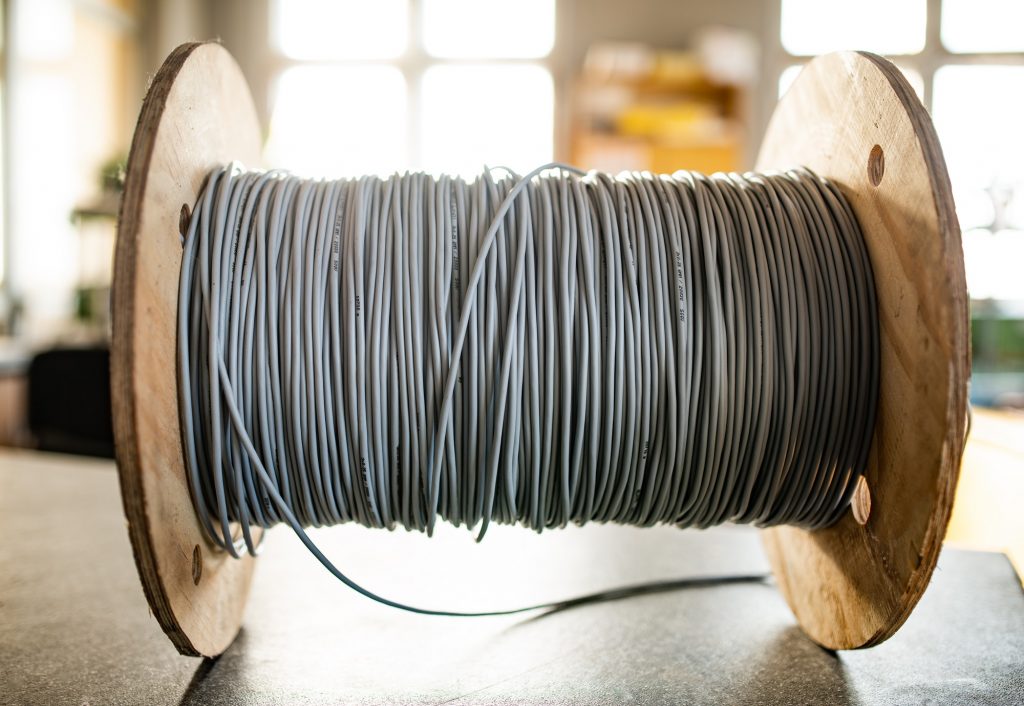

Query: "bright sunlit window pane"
<box><xmin>778</xmin><ymin>65</ymin><xmax>803</xmax><ymax>98</ymax></box>
<box><xmin>781</xmin><ymin>0</ymin><xmax>925</xmax><ymax>55</ymax></box>
<box><xmin>896</xmin><ymin>66</ymin><xmax>925</xmax><ymax>100</ymax></box>
<box><xmin>933</xmin><ymin>66</ymin><xmax>1024</xmax><ymax>296</ymax></box>
<box><xmin>423</xmin><ymin>0</ymin><xmax>555</xmax><ymax>58</ymax></box>
<box><xmin>266</xmin><ymin>66</ymin><xmax>408</xmax><ymax>177</ymax></box>
<box><xmin>779</xmin><ymin>64</ymin><xmax>924</xmax><ymax>100</ymax></box>
<box><xmin>272</xmin><ymin>0</ymin><xmax>408</xmax><ymax>60</ymax></box>
<box><xmin>962</xmin><ymin>229</ymin><xmax>1024</xmax><ymax>300</ymax></box>
<box><xmin>933</xmin><ymin>66</ymin><xmax>1024</xmax><ymax>228</ymax></box>
<box><xmin>12</xmin><ymin>74</ymin><xmax>77</xmax><ymax>321</ymax></box>
<box><xmin>942</xmin><ymin>0</ymin><xmax>1024</xmax><ymax>53</ymax></box>
<box><xmin>16</xmin><ymin>0</ymin><xmax>74</xmax><ymax>61</ymax></box>
<box><xmin>420</xmin><ymin>65</ymin><xmax>553</xmax><ymax>176</ymax></box>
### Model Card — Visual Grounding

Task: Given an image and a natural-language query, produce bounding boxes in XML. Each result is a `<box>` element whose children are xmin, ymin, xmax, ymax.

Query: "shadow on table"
<box><xmin>179</xmin><ymin>654</ymin><xmax>219</xmax><ymax>706</ymax></box>
<box><xmin>176</xmin><ymin>624</ymin><xmax>860</xmax><ymax>706</ymax></box>
<box><xmin>729</xmin><ymin>626</ymin><xmax>857</xmax><ymax>706</ymax></box>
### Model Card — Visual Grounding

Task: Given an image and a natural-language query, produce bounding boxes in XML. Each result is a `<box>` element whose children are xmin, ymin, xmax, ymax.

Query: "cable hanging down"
<box><xmin>177</xmin><ymin>163</ymin><xmax>878</xmax><ymax>615</ymax></box>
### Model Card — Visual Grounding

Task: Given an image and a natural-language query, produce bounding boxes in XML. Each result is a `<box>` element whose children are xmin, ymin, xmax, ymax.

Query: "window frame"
<box><xmin>266</xmin><ymin>0</ymin><xmax>557</xmax><ymax>171</ymax></box>
<box><xmin>774</xmin><ymin>0</ymin><xmax>1024</xmax><ymax>113</ymax></box>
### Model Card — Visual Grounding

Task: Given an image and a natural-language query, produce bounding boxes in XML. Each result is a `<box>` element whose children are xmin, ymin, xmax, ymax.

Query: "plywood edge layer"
<box><xmin>112</xmin><ymin>42</ymin><xmax>211</xmax><ymax>657</ymax></box>
<box><xmin>855</xmin><ymin>51</ymin><xmax>969</xmax><ymax>647</ymax></box>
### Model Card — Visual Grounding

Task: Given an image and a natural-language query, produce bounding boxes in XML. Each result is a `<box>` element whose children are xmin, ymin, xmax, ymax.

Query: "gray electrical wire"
<box><xmin>177</xmin><ymin>163</ymin><xmax>878</xmax><ymax>616</ymax></box>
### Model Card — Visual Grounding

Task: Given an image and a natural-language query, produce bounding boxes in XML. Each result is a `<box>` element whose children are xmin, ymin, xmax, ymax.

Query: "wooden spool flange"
<box><xmin>757</xmin><ymin>52</ymin><xmax>968</xmax><ymax>649</ymax></box>
<box><xmin>111</xmin><ymin>43</ymin><xmax>968</xmax><ymax>657</ymax></box>
<box><xmin>112</xmin><ymin>43</ymin><xmax>261</xmax><ymax>657</ymax></box>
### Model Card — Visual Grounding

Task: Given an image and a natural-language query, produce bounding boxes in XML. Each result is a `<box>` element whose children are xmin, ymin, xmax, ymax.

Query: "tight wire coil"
<box><xmin>178</xmin><ymin>163</ymin><xmax>878</xmax><ymax>615</ymax></box>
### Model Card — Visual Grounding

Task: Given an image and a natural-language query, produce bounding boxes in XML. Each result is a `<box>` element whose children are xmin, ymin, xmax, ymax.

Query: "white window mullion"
<box><xmin>406</xmin><ymin>0</ymin><xmax>426</xmax><ymax>170</ymax></box>
<box><xmin>266</xmin><ymin>0</ymin><xmax>556</xmax><ymax>176</ymax></box>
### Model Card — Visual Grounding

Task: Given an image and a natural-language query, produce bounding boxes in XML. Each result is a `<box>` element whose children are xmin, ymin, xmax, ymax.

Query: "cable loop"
<box><xmin>177</xmin><ymin>163</ymin><xmax>878</xmax><ymax>615</ymax></box>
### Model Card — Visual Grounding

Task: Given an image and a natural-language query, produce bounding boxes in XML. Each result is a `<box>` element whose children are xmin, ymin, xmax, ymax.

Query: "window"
<box><xmin>932</xmin><ymin>66</ymin><xmax>1024</xmax><ymax>238</ymax></box>
<box><xmin>266</xmin><ymin>0</ymin><xmax>556</xmax><ymax>178</ymax></box>
<box><xmin>422</xmin><ymin>0</ymin><xmax>554</xmax><ymax>59</ymax></box>
<box><xmin>778</xmin><ymin>0</ymin><xmax>927</xmax><ymax>99</ymax></box>
<box><xmin>941</xmin><ymin>0</ymin><xmax>1024</xmax><ymax>54</ymax></box>
<box><xmin>269</xmin><ymin>65</ymin><xmax>409</xmax><ymax>178</ymax></box>
<box><xmin>781</xmin><ymin>0</ymin><xmax>926</xmax><ymax>56</ymax></box>
<box><xmin>420</xmin><ymin>64</ymin><xmax>553</xmax><ymax>177</ymax></box>
<box><xmin>273</xmin><ymin>0</ymin><xmax>408</xmax><ymax>60</ymax></box>
<box><xmin>2</xmin><ymin>0</ymin><xmax>138</xmax><ymax>335</ymax></box>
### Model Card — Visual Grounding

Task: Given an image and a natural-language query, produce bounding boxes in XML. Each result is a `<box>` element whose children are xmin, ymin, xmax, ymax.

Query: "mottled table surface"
<box><xmin>1</xmin><ymin>449</ymin><xmax>1022</xmax><ymax>705</ymax></box>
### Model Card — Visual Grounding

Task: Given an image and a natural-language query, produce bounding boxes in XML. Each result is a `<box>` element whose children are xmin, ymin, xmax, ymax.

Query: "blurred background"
<box><xmin>0</xmin><ymin>0</ymin><xmax>1018</xmax><ymax>570</ymax></box>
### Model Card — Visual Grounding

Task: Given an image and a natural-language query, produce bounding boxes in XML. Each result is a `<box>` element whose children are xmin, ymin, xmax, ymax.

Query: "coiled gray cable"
<box><xmin>178</xmin><ymin>163</ymin><xmax>878</xmax><ymax>615</ymax></box>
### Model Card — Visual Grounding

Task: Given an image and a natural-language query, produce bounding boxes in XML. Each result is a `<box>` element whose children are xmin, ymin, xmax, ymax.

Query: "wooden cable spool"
<box><xmin>111</xmin><ymin>42</ymin><xmax>969</xmax><ymax>657</ymax></box>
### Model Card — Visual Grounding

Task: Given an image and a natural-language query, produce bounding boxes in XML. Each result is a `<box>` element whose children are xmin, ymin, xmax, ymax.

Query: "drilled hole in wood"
<box><xmin>852</xmin><ymin>476</ymin><xmax>872</xmax><ymax>525</ymax></box>
<box><xmin>868</xmin><ymin>145</ymin><xmax>885</xmax><ymax>186</ymax></box>
<box><xmin>179</xmin><ymin>203</ymin><xmax>191</xmax><ymax>245</ymax></box>
<box><xmin>192</xmin><ymin>544</ymin><xmax>203</xmax><ymax>585</ymax></box>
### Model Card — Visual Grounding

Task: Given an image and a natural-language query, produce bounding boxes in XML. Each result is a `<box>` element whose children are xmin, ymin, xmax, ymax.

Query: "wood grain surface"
<box><xmin>757</xmin><ymin>52</ymin><xmax>969</xmax><ymax>649</ymax></box>
<box><xmin>111</xmin><ymin>42</ymin><xmax>262</xmax><ymax>657</ymax></box>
